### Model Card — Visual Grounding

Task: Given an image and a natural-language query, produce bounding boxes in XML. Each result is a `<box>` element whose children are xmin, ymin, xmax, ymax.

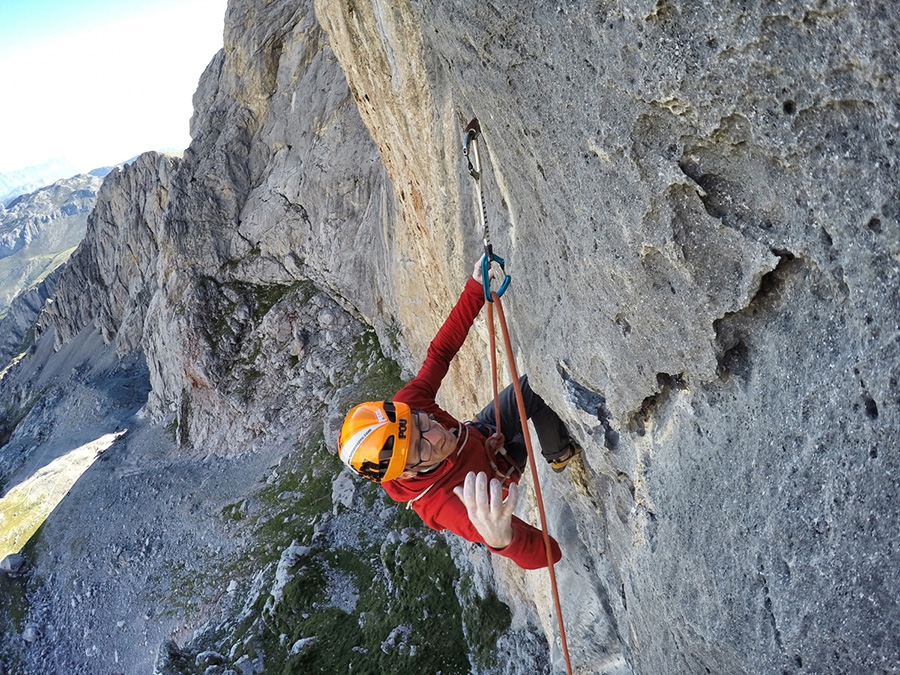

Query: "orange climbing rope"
<box><xmin>464</xmin><ymin>116</ymin><xmax>572</xmax><ymax>674</ymax></box>
<box><xmin>485</xmin><ymin>293</ymin><xmax>574</xmax><ymax>675</ymax></box>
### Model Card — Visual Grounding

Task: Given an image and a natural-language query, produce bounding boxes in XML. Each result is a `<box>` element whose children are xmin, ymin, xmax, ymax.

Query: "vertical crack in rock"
<box><xmin>757</xmin><ymin>556</ymin><xmax>784</xmax><ymax>651</ymax></box>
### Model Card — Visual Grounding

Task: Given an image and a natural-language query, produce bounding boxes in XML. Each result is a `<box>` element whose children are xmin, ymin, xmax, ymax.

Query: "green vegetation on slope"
<box><xmin>154</xmin><ymin>315</ymin><xmax>513</xmax><ymax>674</ymax></box>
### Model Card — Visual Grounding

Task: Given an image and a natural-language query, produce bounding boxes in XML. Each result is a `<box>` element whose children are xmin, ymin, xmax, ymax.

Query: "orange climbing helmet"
<box><xmin>337</xmin><ymin>401</ymin><xmax>412</xmax><ymax>482</ymax></box>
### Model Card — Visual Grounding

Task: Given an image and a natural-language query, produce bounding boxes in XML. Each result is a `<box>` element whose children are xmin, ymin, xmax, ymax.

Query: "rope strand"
<box><xmin>488</xmin><ymin>290</ymin><xmax>573</xmax><ymax>675</ymax></box>
<box><xmin>486</xmin><ymin>302</ymin><xmax>502</xmax><ymax>438</ymax></box>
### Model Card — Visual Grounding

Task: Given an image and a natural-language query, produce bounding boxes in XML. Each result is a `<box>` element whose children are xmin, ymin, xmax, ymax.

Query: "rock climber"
<box><xmin>337</xmin><ymin>257</ymin><xmax>580</xmax><ymax>569</ymax></box>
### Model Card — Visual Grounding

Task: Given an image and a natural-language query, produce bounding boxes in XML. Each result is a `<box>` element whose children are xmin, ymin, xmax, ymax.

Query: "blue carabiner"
<box><xmin>481</xmin><ymin>252</ymin><xmax>511</xmax><ymax>302</ymax></box>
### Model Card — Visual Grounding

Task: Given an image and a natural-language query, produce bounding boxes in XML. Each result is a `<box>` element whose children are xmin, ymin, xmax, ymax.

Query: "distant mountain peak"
<box><xmin>0</xmin><ymin>173</ymin><xmax>102</xmax><ymax>314</ymax></box>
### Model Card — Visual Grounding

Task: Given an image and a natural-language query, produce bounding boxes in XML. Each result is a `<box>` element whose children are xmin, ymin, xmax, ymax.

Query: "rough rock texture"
<box><xmin>0</xmin><ymin>1</ymin><xmax>898</xmax><ymax>674</ymax></box>
<box><xmin>313</xmin><ymin>2</ymin><xmax>900</xmax><ymax>673</ymax></box>
<box><xmin>0</xmin><ymin>174</ymin><xmax>101</xmax><ymax>317</ymax></box>
<box><xmin>36</xmin><ymin>154</ymin><xmax>177</xmax><ymax>356</ymax></box>
<box><xmin>130</xmin><ymin>0</ymin><xmax>436</xmax><ymax>457</ymax></box>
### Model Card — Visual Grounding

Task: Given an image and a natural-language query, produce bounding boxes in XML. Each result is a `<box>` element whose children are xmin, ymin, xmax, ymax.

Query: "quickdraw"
<box><xmin>463</xmin><ymin>118</ymin><xmax>511</xmax><ymax>302</ymax></box>
<box><xmin>462</xmin><ymin>118</ymin><xmax>574</xmax><ymax>675</ymax></box>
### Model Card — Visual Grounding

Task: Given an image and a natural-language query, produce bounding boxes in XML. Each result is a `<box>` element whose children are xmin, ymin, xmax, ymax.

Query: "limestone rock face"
<box><xmin>135</xmin><ymin>1</ymin><xmax>403</xmax><ymax>452</ymax></box>
<box><xmin>1</xmin><ymin>1</ymin><xmax>898</xmax><ymax>674</ymax></box>
<box><xmin>313</xmin><ymin>2</ymin><xmax>900</xmax><ymax>673</ymax></box>
<box><xmin>36</xmin><ymin>154</ymin><xmax>177</xmax><ymax>356</ymax></box>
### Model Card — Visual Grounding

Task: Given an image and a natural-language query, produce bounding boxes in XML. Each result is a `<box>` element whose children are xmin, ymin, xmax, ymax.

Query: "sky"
<box><xmin>0</xmin><ymin>0</ymin><xmax>228</xmax><ymax>175</ymax></box>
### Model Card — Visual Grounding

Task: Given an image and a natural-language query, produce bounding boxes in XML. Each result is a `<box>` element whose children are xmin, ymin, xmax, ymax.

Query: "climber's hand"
<box><xmin>453</xmin><ymin>471</ymin><xmax>517</xmax><ymax>549</ymax></box>
<box><xmin>472</xmin><ymin>256</ymin><xmax>496</xmax><ymax>283</ymax></box>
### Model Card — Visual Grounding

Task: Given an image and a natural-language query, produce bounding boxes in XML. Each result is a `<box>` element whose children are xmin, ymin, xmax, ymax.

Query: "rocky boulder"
<box><xmin>0</xmin><ymin>553</ymin><xmax>25</xmax><ymax>576</ymax></box>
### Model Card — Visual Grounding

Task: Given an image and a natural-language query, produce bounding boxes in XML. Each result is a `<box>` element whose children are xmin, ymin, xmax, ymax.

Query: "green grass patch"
<box><xmin>203</xmin><ymin>421</ymin><xmax>478</xmax><ymax>675</ymax></box>
<box><xmin>460</xmin><ymin>578</ymin><xmax>513</xmax><ymax>669</ymax></box>
<box><xmin>258</xmin><ymin>533</ymin><xmax>470</xmax><ymax>675</ymax></box>
<box><xmin>247</xmin><ymin>435</ymin><xmax>339</xmax><ymax>565</ymax></box>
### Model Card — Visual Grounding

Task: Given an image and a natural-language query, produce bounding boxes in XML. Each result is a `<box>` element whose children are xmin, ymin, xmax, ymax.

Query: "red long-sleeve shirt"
<box><xmin>382</xmin><ymin>277</ymin><xmax>562</xmax><ymax>570</ymax></box>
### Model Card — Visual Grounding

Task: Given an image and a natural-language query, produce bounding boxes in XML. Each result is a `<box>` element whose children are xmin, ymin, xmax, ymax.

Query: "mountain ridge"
<box><xmin>0</xmin><ymin>174</ymin><xmax>102</xmax><ymax>329</ymax></box>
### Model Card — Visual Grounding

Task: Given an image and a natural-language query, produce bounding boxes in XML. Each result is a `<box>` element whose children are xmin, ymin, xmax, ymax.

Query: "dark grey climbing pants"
<box><xmin>471</xmin><ymin>375</ymin><xmax>571</xmax><ymax>468</ymax></box>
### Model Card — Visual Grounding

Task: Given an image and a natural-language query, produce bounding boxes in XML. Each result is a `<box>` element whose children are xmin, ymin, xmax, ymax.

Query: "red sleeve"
<box><xmin>395</xmin><ymin>277</ymin><xmax>485</xmax><ymax>407</ymax></box>
<box><xmin>423</xmin><ymin>493</ymin><xmax>562</xmax><ymax>570</ymax></box>
<box><xmin>490</xmin><ymin>518</ymin><xmax>563</xmax><ymax>570</ymax></box>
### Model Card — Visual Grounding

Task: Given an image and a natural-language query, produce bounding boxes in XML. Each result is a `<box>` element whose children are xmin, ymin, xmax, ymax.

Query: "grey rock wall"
<box><xmin>35</xmin><ymin>154</ymin><xmax>176</xmax><ymax>356</ymax></box>
<box><xmin>136</xmin><ymin>0</ymin><xmax>404</xmax><ymax>452</ymax></box>
<box><xmin>314</xmin><ymin>2</ymin><xmax>900</xmax><ymax>673</ymax></box>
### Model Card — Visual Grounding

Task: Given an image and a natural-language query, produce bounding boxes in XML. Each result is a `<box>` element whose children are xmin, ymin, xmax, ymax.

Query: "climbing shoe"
<box><xmin>550</xmin><ymin>442</ymin><xmax>581</xmax><ymax>473</ymax></box>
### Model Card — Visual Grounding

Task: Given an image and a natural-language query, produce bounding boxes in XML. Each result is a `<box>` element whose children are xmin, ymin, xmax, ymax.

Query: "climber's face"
<box><xmin>398</xmin><ymin>411</ymin><xmax>455</xmax><ymax>478</ymax></box>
